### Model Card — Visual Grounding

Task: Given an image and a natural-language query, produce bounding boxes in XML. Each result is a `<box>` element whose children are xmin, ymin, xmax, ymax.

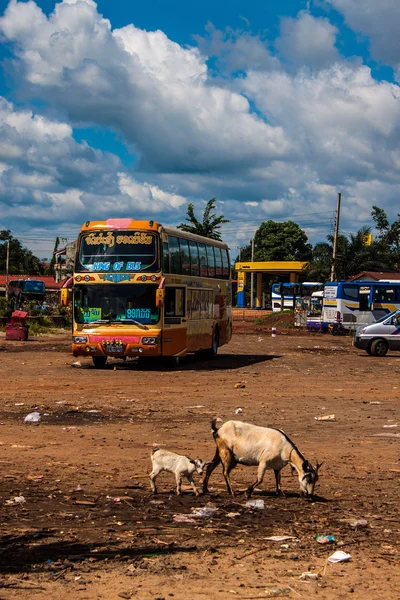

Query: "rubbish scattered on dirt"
<box><xmin>24</xmin><ymin>411</ymin><xmax>41</xmax><ymax>423</ymax></box>
<box><xmin>71</xmin><ymin>361</ymin><xmax>82</xmax><ymax>367</ymax></box>
<box><xmin>245</xmin><ymin>499</ymin><xmax>265</xmax><ymax>510</ymax></box>
<box><xmin>328</xmin><ymin>550</ymin><xmax>351</xmax><ymax>563</ymax></box>
<box><xmin>191</xmin><ymin>504</ymin><xmax>218</xmax><ymax>518</ymax></box>
<box><xmin>235</xmin><ymin>408</ymin><xmax>243</xmax><ymax>414</ymax></box>
<box><xmin>264</xmin><ymin>536</ymin><xmax>295</xmax><ymax>542</ymax></box>
<box><xmin>266</xmin><ymin>586</ymin><xmax>290</xmax><ymax>596</ymax></box>
<box><xmin>372</xmin><ymin>433</ymin><xmax>400</xmax><ymax>438</ymax></box>
<box><xmin>75</xmin><ymin>484</ymin><xmax>83</xmax><ymax>492</ymax></box>
<box><xmin>173</xmin><ymin>514</ymin><xmax>197</xmax><ymax>524</ymax></box>
<box><xmin>316</xmin><ymin>535</ymin><xmax>335</xmax><ymax>544</ymax></box>
<box><xmin>271</xmin><ymin>328</ymin><xmax>277</xmax><ymax>338</ymax></box>
<box><xmin>370</xmin><ymin>401</ymin><xmax>381</xmax><ymax>405</ymax></box>
<box><xmin>14</xmin><ymin>403</ymin><xmax>24</xmax><ymax>406</ymax></box>
<box><xmin>300</xmin><ymin>572</ymin><xmax>319</xmax><ymax>580</ymax></box>
<box><xmin>226</xmin><ymin>512</ymin><xmax>241</xmax><ymax>518</ymax></box>
<box><xmin>5</xmin><ymin>495</ymin><xmax>26</xmax><ymax>505</ymax></box>
<box><xmin>234</xmin><ymin>383</ymin><xmax>246</xmax><ymax>389</ymax></box>
<box><xmin>349</xmin><ymin>519</ymin><xmax>368</xmax><ymax>528</ymax></box>
<box><xmin>383</xmin><ymin>424</ymin><xmax>398</xmax><ymax>428</ymax></box>
<box><xmin>315</xmin><ymin>414</ymin><xmax>336</xmax><ymax>421</ymax></box>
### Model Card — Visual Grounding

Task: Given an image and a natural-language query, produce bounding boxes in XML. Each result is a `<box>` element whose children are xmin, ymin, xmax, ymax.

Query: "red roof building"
<box><xmin>0</xmin><ymin>275</ymin><xmax>64</xmax><ymax>295</ymax></box>
<box><xmin>347</xmin><ymin>271</ymin><xmax>400</xmax><ymax>282</ymax></box>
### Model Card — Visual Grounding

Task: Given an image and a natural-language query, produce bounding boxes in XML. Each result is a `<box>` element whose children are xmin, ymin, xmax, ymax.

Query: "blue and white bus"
<box><xmin>271</xmin><ymin>282</ymin><xmax>323</xmax><ymax>312</ymax></box>
<box><xmin>322</xmin><ymin>280</ymin><xmax>400</xmax><ymax>330</ymax></box>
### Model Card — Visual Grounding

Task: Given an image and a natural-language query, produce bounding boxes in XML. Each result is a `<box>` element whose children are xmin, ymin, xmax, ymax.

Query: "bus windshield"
<box><xmin>76</xmin><ymin>230</ymin><xmax>159</xmax><ymax>273</ymax></box>
<box><xmin>74</xmin><ymin>284</ymin><xmax>160</xmax><ymax>325</ymax></box>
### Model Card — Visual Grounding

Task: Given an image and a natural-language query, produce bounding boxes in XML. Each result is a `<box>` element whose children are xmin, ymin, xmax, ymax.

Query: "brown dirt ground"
<box><xmin>0</xmin><ymin>325</ymin><xmax>399</xmax><ymax>600</ymax></box>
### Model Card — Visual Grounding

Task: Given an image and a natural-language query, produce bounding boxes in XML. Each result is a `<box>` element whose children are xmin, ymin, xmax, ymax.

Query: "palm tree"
<box><xmin>177</xmin><ymin>198</ymin><xmax>230</xmax><ymax>240</ymax></box>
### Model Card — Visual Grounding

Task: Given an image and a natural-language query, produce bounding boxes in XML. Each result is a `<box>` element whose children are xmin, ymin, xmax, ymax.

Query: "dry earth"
<box><xmin>0</xmin><ymin>326</ymin><xmax>399</xmax><ymax>600</ymax></box>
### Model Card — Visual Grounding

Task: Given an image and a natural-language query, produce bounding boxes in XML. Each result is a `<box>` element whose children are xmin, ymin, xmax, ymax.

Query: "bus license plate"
<box><xmin>105</xmin><ymin>344</ymin><xmax>123</xmax><ymax>353</ymax></box>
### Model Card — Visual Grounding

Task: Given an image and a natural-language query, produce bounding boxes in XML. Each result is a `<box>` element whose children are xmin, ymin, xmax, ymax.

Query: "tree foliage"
<box><xmin>177</xmin><ymin>198</ymin><xmax>230</xmax><ymax>240</ymax></box>
<box><xmin>0</xmin><ymin>230</ymin><xmax>44</xmax><ymax>275</ymax></box>
<box><xmin>239</xmin><ymin>221</ymin><xmax>312</xmax><ymax>263</ymax></box>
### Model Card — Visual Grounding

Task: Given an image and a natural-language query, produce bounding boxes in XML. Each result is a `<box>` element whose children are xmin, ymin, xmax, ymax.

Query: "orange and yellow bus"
<box><xmin>71</xmin><ymin>218</ymin><xmax>232</xmax><ymax>367</ymax></box>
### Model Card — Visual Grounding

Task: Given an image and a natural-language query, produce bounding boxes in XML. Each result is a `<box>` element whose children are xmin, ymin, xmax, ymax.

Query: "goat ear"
<box><xmin>315</xmin><ymin>461</ymin><xmax>324</xmax><ymax>471</ymax></box>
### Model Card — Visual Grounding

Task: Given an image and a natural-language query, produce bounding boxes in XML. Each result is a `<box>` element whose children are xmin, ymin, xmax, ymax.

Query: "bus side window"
<box><xmin>189</xmin><ymin>241</ymin><xmax>200</xmax><ymax>276</ymax></box>
<box><xmin>163</xmin><ymin>241</ymin><xmax>170</xmax><ymax>273</ymax></box>
<box><xmin>168</xmin><ymin>236</ymin><xmax>181</xmax><ymax>274</ymax></box>
<box><xmin>215</xmin><ymin>247</ymin><xmax>223</xmax><ymax>278</ymax></box>
<box><xmin>165</xmin><ymin>288</ymin><xmax>185</xmax><ymax>317</ymax></box>
<box><xmin>206</xmin><ymin>245</ymin><xmax>215</xmax><ymax>277</ymax></box>
<box><xmin>180</xmin><ymin>239</ymin><xmax>191</xmax><ymax>276</ymax></box>
<box><xmin>222</xmin><ymin>249</ymin><xmax>230</xmax><ymax>279</ymax></box>
<box><xmin>198</xmin><ymin>243</ymin><xmax>208</xmax><ymax>277</ymax></box>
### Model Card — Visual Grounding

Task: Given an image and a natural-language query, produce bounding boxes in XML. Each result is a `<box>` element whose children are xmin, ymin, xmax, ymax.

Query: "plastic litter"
<box><xmin>264</xmin><ymin>535</ymin><xmax>295</xmax><ymax>542</ymax></box>
<box><xmin>71</xmin><ymin>361</ymin><xmax>82</xmax><ymax>368</ymax></box>
<box><xmin>173</xmin><ymin>514</ymin><xmax>197</xmax><ymax>523</ymax></box>
<box><xmin>191</xmin><ymin>504</ymin><xmax>218</xmax><ymax>518</ymax></box>
<box><xmin>300</xmin><ymin>572</ymin><xmax>319</xmax><ymax>580</ymax></box>
<box><xmin>383</xmin><ymin>424</ymin><xmax>398</xmax><ymax>428</ymax></box>
<box><xmin>234</xmin><ymin>383</ymin><xmax>246</xmax><ymax>389</ymax></box>
<box><xmin>271</xmin><ymin>327</ymin><xmax>277</xmax><ymax>337</ymax></box>
<box><xmin>315</xmin><ymin>414</ymin><xmax>336</xmax><ymax>421</ymax></box>
<box><xmin>266</xmin><ymin>587</ymin><xmax>290</xmax><ymax>597</ymax></box>
<box><xmin>24</xmin><ymin>412</ymin><xmax>41</xmax><ymax>423</ymax></box>
<box><xmin>370</xmin><ymin>401</ymin><xmax>381</xmax><ymax>405</ymax></box>
<box><xmin>5</xmin><ymin>495</ymin><xmax>26</xmax><ymax>505</ymax></box>
<box><xmin>316</xmin><ymin>535</ymin><xmax>335</xmax><ymax>544</ymax></box>
<box><xmin>235</xmin><ymin>408</ymin><xmax>243</xmax><ymax>414</ymax></box>
<box><xmin>328</xmin><ymin>550</ymin><xmax>351</xmax><ymax>563</ymax></box>
<box><xmin>349</xmin><ymin>519</ymin><xmax>368</xmax><ymax>528</ymax></box>
<box><xmin>245</xmin><ymin>499</ymin><xmax>265</xmax><ymax>510</ymax></box>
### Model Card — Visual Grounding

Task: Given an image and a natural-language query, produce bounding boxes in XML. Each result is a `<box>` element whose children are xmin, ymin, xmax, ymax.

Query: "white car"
<box><xmin>353</xmin><ymin>309</ymin><xmax>400</xmax><ymax>356</ymax></box>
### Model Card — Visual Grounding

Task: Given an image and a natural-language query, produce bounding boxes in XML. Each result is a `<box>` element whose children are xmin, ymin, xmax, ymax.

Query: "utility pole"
<box><xmin>250</xmin><ymin>238</ymin><xmax>255</xmax><ymax>309</ymax></box>
<box><xmin>330</xmin><ymin>192</ymin><xmax>341</xmax><ymax>281</ymax></box>
<box><xmin>5</xmin><ymin>241</ymin><xmax>10</xmax><ymax>300</ymax></box>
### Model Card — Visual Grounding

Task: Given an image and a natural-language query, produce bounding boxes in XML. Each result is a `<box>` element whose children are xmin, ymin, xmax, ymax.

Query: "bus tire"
<box><xmin>164</xmin><ymin>356</ymin><xmax>180</xmax><ymax>368</ymax></box>
<box><xmin>204</xmin><ymin>327</ymin><xmax>219</xmax><ymax>359</ymax></box>
<box><xmin>92</xmin><ymin>356</ymin><xmax>108</xmax><ymax>368</ymax></box>
<box><xmin>370</xmin><ymin>338</ymin><xmax>389</xmax><ymax>357</ymax></box>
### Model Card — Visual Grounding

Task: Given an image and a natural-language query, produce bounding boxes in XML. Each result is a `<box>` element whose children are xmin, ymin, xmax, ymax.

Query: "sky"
<box><xmin>1</xmin><ymin>0</ymin><xmax>400</xmax><ymax>260</ymax></box>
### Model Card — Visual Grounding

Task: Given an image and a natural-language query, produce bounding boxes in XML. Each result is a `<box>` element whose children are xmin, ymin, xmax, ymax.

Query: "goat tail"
<box><xmin>211</xmin><ymin>417</ymin><xmax>223</xmax><ymax>436</ymax></box>
<box><xmin>151</xmin><ymin>445</ymin><xmax>161</xmax><ymax>455</ymax></box>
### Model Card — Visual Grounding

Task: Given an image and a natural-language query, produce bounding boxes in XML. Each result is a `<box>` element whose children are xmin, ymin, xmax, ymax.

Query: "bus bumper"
<box><xmin>72</xmin><ymin>335</ymin><xmax>161</xmax><ymax>359</ymax></box>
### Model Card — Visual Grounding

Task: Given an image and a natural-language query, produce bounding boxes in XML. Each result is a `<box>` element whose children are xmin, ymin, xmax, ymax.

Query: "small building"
<box><xmin>347</xmin><ymin>271</ymin><xmax>400</xmax><ymax>282</ymax></box>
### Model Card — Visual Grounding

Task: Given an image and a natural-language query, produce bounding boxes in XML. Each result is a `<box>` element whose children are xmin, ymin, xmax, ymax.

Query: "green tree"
<box><xmin>372</xmin><ymin>206</ymin><xmax>400</xmax><ymax>267</ymax></box>
<box><xmin>240</xmin><ymin>220</ymin><xmax>312</xmax><ymax>262</ymax></box>
<box><xmin>178</xmin><ymin>198</ymin><xmax>230</xmax><ymax>240</ymax></box>
<box><xmin>0</xmin><ymin>230</ymin><xmax>44</xmax><ymax>275</ymax></box>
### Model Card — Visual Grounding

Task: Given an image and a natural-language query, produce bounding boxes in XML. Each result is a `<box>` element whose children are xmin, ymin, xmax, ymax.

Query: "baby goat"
<box><xmin>150</xmin><ymin>447</ymin><xmax>206</xmax><ymax>496</ymax></box>
<box><xmin>202</xmin><ymin>419</ymin><xmax>322</xmax><ymax>498</ymax></box>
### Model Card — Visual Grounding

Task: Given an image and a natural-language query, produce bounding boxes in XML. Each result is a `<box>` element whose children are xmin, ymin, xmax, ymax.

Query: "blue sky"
<box><xmin>1</xmin><ymin>0</ymin><xmax>400</xmax><ymax>259</ymax></box>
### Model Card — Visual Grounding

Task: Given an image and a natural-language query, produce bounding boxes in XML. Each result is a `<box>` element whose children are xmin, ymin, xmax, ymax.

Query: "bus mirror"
<box><xmin>60</xmin><ymin>288</ymin><xmax>69</xmax><ymax>307</ymax></box>
<box><xmin>156</xmin><ymin>288</ymin><xmax>165</xmax><ymax>307</ymax></box>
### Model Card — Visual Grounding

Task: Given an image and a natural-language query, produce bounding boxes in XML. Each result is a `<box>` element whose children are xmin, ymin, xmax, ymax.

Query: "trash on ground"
<box><xmin>15</xmin><ymin>403</ymin><xmax>24</xmax><ymax>406</ymax></box>
<box><xmin>173</xmin><ymin>514</ymin><xmax>197</xmax><ymax>523</ymax></box>
<box><xmin>5</xmin><ymin>495</ymin><xmax>26</xmax><ymax>505</ymax></box>
<box><xmin>372</xmin><ymin>433</ymin><xmax>400</xmax><ymax>438</ymax></box>
<box><xmin>315</xmin><ymin>414</ymin><xmax>336</xmax><ymax>421</ymax></box>
<box><xmin>87</xmin><ymin>409</ymin><xmax>100</xmax><ymax>413</ymax></box>
<box><xmin>226</xmin><ymin>512</ymin><xmax>241</xmax><ymax>518</ymax></box>
<box><xmin>234</xmin><ymin>383</ymin><xmax>246</xmax><ymax>389</ymax></box>
<box><xmin>328</xmin><ymin>550</ymin><xmax>351</xmax><ymax>563</ymax></box>
<box><xmin>266</xmin><ymin>586</ymin><xmax>291</xmax><ymax>597</ymax></box>
<box><xmin>191</xmin><ymin>504</ymin><xmax>218</xmax><ymax>518</ymax></box>
<box><xmin>370</xmin><ymin>401</ymin><xmax>381</xmax><ymax>405</ymax></box>
<box><xmin>300</xmin><ymin>572</ymin><xmax>319</xmax><ymax>580</ymax></box>
<box><xmin>71</xmin><ymin>361</ymin><xmax>82</xmax><ymax>368</ymax></box>
<box><xmin>245</xmin><ymin>499</ymin><xmax>265</xmax><ymax>510</ymax></box>
<box><xmin>349</xmin><ymin>519</ymin><xmax>368</xmax><ymax>528</ymax></box>
<box><xmin>235</xmin><ymin>408</ymin><xmax>243</xmax><ymax>414</ymax></box>
<box><xmin>264</xmin><ymin>535</ymin><xmax>295</xmax><ymax>542</ymax></box>
<box><xmin>24</xmin><ymin>412</ymin><xmax>41</xmax><ymax>423</ymax></box>
<box><xmin>316</xmin><ymin>535</ymin><xmax>335</xmax><ymax>544</ymax></box>
<box><xmin>383</xmin><ymin>424</ymin><xmax>398</xmax><ymax>428</ymax></box>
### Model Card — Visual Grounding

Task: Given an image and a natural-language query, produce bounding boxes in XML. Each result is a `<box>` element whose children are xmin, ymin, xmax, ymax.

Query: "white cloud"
<box><xmin>276</xmin><ymin>11</ymin><xmax>339</xmax><ymax>69</ymax></box>
<box><xmin>328</xmin><ymin>0</ymin><xmax>400</xmax><ymax>69</ymax></box>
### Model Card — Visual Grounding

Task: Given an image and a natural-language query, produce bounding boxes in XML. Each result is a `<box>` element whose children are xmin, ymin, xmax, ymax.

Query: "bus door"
<box><xmin>372</xmin><ymin>285</ymin><xmax>397</xmax><ymax>321</ymax></box>
<box><xmin>359</xmin><ymin>285</ymin><xmax>374</xmax><ymax>326</ymax></box>
<box><xmin>162</xmin><ymin>286</ymin><xmax>187</xmax><ymax>356</ymax></box>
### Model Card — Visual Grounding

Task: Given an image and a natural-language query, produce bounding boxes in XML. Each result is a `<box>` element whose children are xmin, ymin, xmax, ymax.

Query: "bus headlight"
<box><xmin>73</xmin><ymin>336</ymin><xmax>88</xmax><ymax>343</ymax></box>
<box><xmin>141</xmin><ymin>337</ymin><xmax>159</xmax><ymax>345</ymax></box>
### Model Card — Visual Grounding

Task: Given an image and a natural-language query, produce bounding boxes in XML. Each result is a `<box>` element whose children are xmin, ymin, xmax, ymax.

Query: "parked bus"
<box><xmin>71</xmin><ymin>219</ymin><xmax>232</xmax><ymax>367</ymax></box>
<box><xmin>323</xmin><ymin>280</ymin><xmax>400</xmax><ymax>331</ymax></box>
<box><xmin>271</xmin><ymin>282</ymin><xmax>323</xmax><ymax>312</ymax></box>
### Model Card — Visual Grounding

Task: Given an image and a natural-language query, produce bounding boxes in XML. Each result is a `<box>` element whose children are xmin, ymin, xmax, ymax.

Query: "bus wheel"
<box><xmin>370</xmin><ymin>338</ymin><xmax>389</xmax><ymax>357</ymax></box>
<box><xmin>92</xmin><ymin>356</ymin><xmax>108</xmax><ymax>368</ymax></box>
<box><xmin>204</xmin><ymin>327</ymin><xmax>219</xmax><ymax>359</ymax></box>
<box><xmin>165</xmin><ymin>356</ymin><xmax>180</xmax><ymax>368</ymax></box>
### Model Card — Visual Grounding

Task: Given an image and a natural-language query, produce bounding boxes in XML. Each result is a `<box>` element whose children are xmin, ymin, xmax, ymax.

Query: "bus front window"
<box><xmin>74</xmin><ymin>284</ymin><xmax>160</xmax><ymax>325</ymax></box>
